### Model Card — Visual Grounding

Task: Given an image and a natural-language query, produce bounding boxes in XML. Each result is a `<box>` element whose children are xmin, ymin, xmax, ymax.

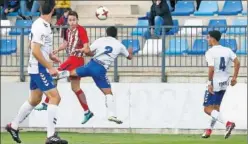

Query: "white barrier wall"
<box><xmin>1</xmin><ymin>82</ymin><xmax>247</xmax><ymax>130</ymax></box>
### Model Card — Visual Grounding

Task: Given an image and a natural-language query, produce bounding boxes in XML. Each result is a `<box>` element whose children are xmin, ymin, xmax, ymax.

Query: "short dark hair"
<box><xmin>68</xmin><ymin>11</ymin><xmax>78</xmax><ymax>19</ymax></box>
<box><xmin>64</xmin><ymin>8</ymin><xmax>72</xmax><ymax>13</ymax></box>
<box><xmin>208</xmin><ymin>30</ymin><xmax>222</xmax><ymax>42</ymax></box>
<box><xmin>41</xmin><ymin>0</ymin><xmax>55</xmax><ymax>15</ymax></box>
<box><xmin>106</xmin><ymin>26</ymin><xmax>117</xmax><ymax>38</ymax></box>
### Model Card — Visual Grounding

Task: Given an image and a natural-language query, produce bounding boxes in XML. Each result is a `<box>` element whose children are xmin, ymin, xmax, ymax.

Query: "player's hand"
<box><xmin>49</xmin><ymin>53</ymin><xmax>61</xmax><ymax>63</ymax></box>
<box><xmin>4</xmin><ymin>9</ymin><xmax>8</xmax><ymax>13</ymax></box>
<box><xmin>48</xmin><ymin>67</ymin><xmax>58</xmax><ymax>77</ymax></box>
<box><xmin>208</xmin><ymin>85</ymin><xmax>214</xmax><ymax>95</ymax></box>
<box><xmin>230</xmin><ymin>78</ymin><xmax>237</xmax><ymax>86</ymax></box>
<box><xmin>9</xmin><ymin>8</ymin><xmax>14</xmax><ymax>12</ymax></box>
<box><xmin>52</xmin><ymin>49</ymin><xmax>59</xmax><ymax>55</ymax></box>
<box><xmin>156</xmin><ymin>0</ymin><xmax>161</xmax><ymax>5</ymax></box>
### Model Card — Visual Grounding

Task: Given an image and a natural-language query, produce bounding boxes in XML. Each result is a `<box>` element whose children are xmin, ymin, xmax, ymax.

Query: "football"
<box><xmin>95</xmin><ymin>6</ymin><xmax>109</xmax><ymax>20</ymax></box>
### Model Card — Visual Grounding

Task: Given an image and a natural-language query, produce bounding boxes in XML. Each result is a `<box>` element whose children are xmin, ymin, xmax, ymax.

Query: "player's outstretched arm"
<box><xmin>127</xmin><ymin>48</ymin><xmax>133</xmax><ymax>60</ymax></box>
<box><xmin>53</xmin><ymin>41</ymin><xmax>68</xmax><ymax>54</ymax></box>
<box><xmin>231</xmin><ymin>58</ymin><xmax>240</xmax><ymax>86</ymax></box>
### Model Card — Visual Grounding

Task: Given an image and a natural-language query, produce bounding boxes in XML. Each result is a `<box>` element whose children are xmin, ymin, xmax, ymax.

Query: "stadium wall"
<box><xmin>1</xmin><ymin>82</ymin><xmax>247</xmax><ymax>133</ymax></box>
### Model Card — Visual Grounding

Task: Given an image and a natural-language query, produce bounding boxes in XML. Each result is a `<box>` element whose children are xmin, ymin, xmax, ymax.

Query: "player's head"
<box><xmin>40</xmin><ymin>0</ymin><xmax>55</xmax><ymax>18</ymax></box>
<box><xmin>68</xmin><ymin>11</ymin><xmax>79</xmax><ymax>28</ymax></box>
<box><xmin>106</xmin><ymin>26</ymin><xmax>117</xmax><ymax>38</ymax></box>
<box><xmin>64</xmin><ymin>8</ymin><xmax>72</xmax><ymax>18</ymax></box>
<box><xmin>207</xmin><ymin>30</ymin><xmax>221</xmax><ymax>46</ymax></box>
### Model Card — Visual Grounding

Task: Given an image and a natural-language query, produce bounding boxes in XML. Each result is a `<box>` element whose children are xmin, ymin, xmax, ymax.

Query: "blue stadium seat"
<box><xmin>218</xmin><ymin>1</ymin><xmax>243</xmax><ymax>15</ymax></box>
<box><xmin>172</xmin><ymin>1</ymin><xmax>195</xmax><ymax>16</ymax></box>
<box><xmin>24</xmin><ymin>12</ymin><xmax>40</xmax><ymax>17</ymax></box>
<box><xmin>122</xmin><ymin>39</ymin><xmax>140</xmax><ymax>54</ymax></box>
<box><xmin>165</xmin><ymin>38</ymin><xmax>188</xmax><ymax>55</ymax></box>
<box><xmin>7</xmin><ymin>12</ymin><xmax>19</xmax><ymax>16</ymax></box>
<box><xmin>242</xmin><ymin>10</ymin><xmax>247</xmax><ymax>15</ymax></box>
<box><xmin>0</xmin><ymin>39</ymin><xmax>17</xmax><ymax>55</ymax></box>
<box><xmin>202</xmin><ymin>19</ymin><xmax>227</xmax><ymax>35</ymax></box>
<box><xmin>9</xmin><ymin>20</ymin><xmax>32</xmax><ymax>35</ymax></box>
<box><xmin>194</xmin><ymin>1</ymin><xmax>218</xmax><ymax>16</ymax></box>
<box><xmin>131</xmin><ymin>20</ymin><xmax>149</xmax><ymax>36</ymax></box>
<box><xmin>236</xmin><ymin>39</ymin><xmax>247</xmax><ymax>55</ymax></box>
<box><xmin>219</xmin><ymin>39</ymin><xmax>237</xmax><ymax>52</ymax></box>
<box><xmin>226</xmin><ymin>19</ymin><xmax>247</xmax><ymax>35</ymax></box>
<box><xmin>166</xmin><ymin>19</ymin><xmax>179</xmax><ymax>35</ymax></box>
<box><xmin>187</xmin><ymin>39</ymin><xmax>208</xmax><ymax>55</ymax></box>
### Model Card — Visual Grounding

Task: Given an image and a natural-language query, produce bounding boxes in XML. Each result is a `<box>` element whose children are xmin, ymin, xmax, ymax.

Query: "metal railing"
<box><xmin>0</xmin><ymin>25</ymin><xmax>247</xmax><ymax>82</ymax></box>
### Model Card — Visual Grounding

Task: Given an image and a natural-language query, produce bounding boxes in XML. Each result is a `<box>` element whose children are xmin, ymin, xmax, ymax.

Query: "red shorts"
<box><xmin>58</xmin><ymin>56</ymin><xmax>84</xmax><ymax>80</ymax></box>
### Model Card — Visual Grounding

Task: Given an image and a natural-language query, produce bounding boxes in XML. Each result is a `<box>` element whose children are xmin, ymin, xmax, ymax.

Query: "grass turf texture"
<box><xmin>1</xmin><ymin>132</ymin><xmax>246</xmax><ymax>144</ymax></box>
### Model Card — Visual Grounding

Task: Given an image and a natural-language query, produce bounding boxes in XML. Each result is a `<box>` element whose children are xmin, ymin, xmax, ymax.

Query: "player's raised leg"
<box><xmin>6</xmin><ymin>88</ymin><xmax>43</xmax><ymax>143</ymax></box>
<box><xmin>70</xmin><ymin>77</ymin><xmax>94</xmax><ymax>124</ymax></box>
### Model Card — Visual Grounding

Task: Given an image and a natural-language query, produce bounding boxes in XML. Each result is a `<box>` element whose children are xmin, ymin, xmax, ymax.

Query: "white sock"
<box><xmin>210</xmin><ymin>110</ymin><xmax>226</xmax><ymax>124</ymax></box>
<box><xmin>47</xmin><ymin>104</ymin><xmax>58</xmax><ymax>138</ymax></box>
<box><xmin>209</xmin><ymin>117</ymin><xmax>217</xmax><ymax>130</ymax></box>
<box><xmin>105</xmin><ymin>94</ymin><xmax>116</xmax><ymax>117</ymax></box>
<box><xmin>11</xmin><ymin>101</ymin><xmax>34</xmax><ymax>130</ymax></box>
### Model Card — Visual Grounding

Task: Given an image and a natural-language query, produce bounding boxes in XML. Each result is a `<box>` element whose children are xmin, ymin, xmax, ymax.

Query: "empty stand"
<box><xmin>179</xmin><ymin>19</ymin><xmax>203</xmax><ymax>36</ymax></box>
<box><xmin>9</xmin><ymin>20</ymin><xmax>32</xmax><ymax>35</ymax></box>
<box><xmin>236</xmin><ymin>39</ymin><xmax>247</xmax><ymax>55</ymax></box>
<box><xmin>1</xmin><ymin>20</ymin><xmax>11</xmax><ymax>36</ymax></box>
<box><xmin>0</xmin><ymin>39</ymin><xmax>17</xmax><ymax>55</ymax></box>
<box><xmin>187</xmin><ymin>39</ymin><xmax>208</xmax><ymax>55</ymax></box>
<box><xmin>165</xmin><ymin>38</ymin><xmax>188</xmax><ymax>55</ymax></box>
<box><xmin>219</xmin><ymin>0</ymin><xmax>243</xmax><ymax>15</ymax></box>
<box><xmin>226</xmin><ymin>19</ymin><xmax>247</xmax><ymax>35</ymax></box>
<box><xmin>172</xmin><ymin>1</ymin><xmax>195</xmax><ymax>16</ymax></box>
<box><xmin>122</xmin><ymin>39</ymin><xmax>140</xmax><ymax>54</ymax></box>
<box><xmin>202</xmin><ymin>19</ymin><xmax>227</xmax><ymax>35</ymax></box>
<box><xmin>219</xmin><ymin>39</ymin><xmax>237</xmax><ymax>52</ymax></box>
<box><xmin>194</xmin><ymin>1</ymin><xmax>218</xmax><ymax>16</ymax></box>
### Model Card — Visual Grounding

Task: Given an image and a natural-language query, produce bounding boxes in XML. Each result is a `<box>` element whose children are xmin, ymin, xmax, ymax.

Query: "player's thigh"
<box><xmin>92</xmin><ymin>75</ymin><xmax>112</xmax><ymax>95</ymax></box>
<box><xmin>29</xmin><ymin>89</ymin><xmax>43</xmax><ymax>106</ymax></box>
<box><xmin>213</xmin><ymin>90</ymin><xmax>226</xmax><ymax>107</ymax></box>
<box><xmin>203</xmin><ymin>90</ymin><xmax>215</xmax><ymax>107</ymax></box>
<box><xmin>75</xmin><ymin>63</ymin><xmax>92</xmax><ymax>77</ymax></box>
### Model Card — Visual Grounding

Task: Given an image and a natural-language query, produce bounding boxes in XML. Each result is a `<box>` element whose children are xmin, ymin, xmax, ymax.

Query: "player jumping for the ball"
<box><xmin>60</xmin><ymin>26</ymin><xmax>133</xmax><ymax>124</ymax></box>
<box><xmin>34</xmin><ymin>11</ymin><xmax>93</xmax><ymax>124</ymax></box>
<box><xmin>202</xmin><ymin>30</ymin><xmax>240</xmax><ymax>139</ymax></box>
<box><xmin>5</xmin><ymin>1</ymin><xmax>68</xmax><ymax>144</ymax></box>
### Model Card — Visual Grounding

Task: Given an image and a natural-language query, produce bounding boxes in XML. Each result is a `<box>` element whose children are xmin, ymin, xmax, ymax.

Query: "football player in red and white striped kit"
<box><xmin>35</xmin><ymin>11</ymin><xmax>94</xmax><ymax>124</ymax></box>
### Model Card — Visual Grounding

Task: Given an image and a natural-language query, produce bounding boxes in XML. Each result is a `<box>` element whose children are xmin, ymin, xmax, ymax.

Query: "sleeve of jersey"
<box><xmin>78</xmin><ymin>27</ymin><xmax>89</xmax><ymax>44</ymax></box>
<box><xmin>90</xmin><ymin>39</ymin><xmax>100</xmax><ymax>52</ymax></box>
<box><xmin>229</xmin><ymin>49</ymin><xmax>237</xmax><ymax>61</ymax></box>
<box><xmin>31</xmin><ymin>27</ymin><xmax>45</xmax><ymax>45</ymax></box>
<box><xmin>205</xmin><ymin>51</ymin><xmax>214</xmax><ymax>66</ymax></box>
<box><xmin>120</xmin><ymin>44</ymin><xmax>130</xmax><ymax>57</ymax></box>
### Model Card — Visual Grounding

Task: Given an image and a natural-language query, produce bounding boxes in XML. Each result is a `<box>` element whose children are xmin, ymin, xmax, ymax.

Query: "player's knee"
<box><xmin>204</xmin><ymin>106</ymin><xmax>213</xmax><ymax>115</ymax></box>
<box><xmin>28</xmin><ymin>98</ymin><xmax>42</xmax><ymax>106</ymax></box>
<box><xmin>45</xmin><ymin>89</ymin><xmax>61</xmax><ymax>104</ymax></box>
<box><xmin>71</xmin><ymin>86</ymin><xmax>80</xmax><ymax>93</ymax></box>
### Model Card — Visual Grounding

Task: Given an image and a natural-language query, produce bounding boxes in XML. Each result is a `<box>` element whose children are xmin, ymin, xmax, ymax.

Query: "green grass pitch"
<box><xmin>1</xmin><ymin>132</ymin><xmax>246</xmax><ymax>144</ymax></box>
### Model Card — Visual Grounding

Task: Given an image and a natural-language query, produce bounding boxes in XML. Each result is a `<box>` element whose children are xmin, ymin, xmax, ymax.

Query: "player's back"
<box><xmin>28</xmin><ymin>18</ymin><xmax>53</xmax><ymax>74</ymax></box>
<box><xmin>206</xmin><ymin>45</ymin><xmax>236</xmax><ymax>82</ymax></box>
<box><xmin>90</xmin><ymin>36</ymin><xmax>128</xmax><ymax>69</ymax></box>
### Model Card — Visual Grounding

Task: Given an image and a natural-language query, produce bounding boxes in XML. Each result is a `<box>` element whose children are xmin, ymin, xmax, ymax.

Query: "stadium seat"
<box><xmin>218</xmin><ymin>1</ymin><xmax>243</xmax><ymax>15</ymax></box>
<box><xmin>131</xmin><ymin>20</ymin><xmax>149</xmax><ymax>36</ymax></box>
<box><xmin>219</xmin><ymin>39</ymin><xmax>237</xmax><ymax>52</ymax></box>
<box><xmin>165</xmin><ymin>38</ymin><xmax>188</xmax><ymax>55</ymax></box>
<box><xmin>166</xmin><ymin>19</ymin><xmax>179</xmax><ymax>35</ymax></box>
<box><xmin>236</xmin><ymin>39</ymin><xmax>247</xmax><ymax>55</ymax></box>
<box><xmin>172</xmin><ymin>1</ymin><xmax>195</xmax><ymax>16</ymax></box>
<box><xmin>24</xmin><ymin>12</ymin><xmax>40</xmax><ymax>17</ymax></box>
<box><xmin>140</xmin><ymin>39</ymin><xmax>162</xmax><ymax>55</ymax></box>
<box><xmin>242</xmin><ymin>10</ymin><xmax>247</xmax><ymax>15</ymax></box>
<box><xmin>1</xmin><ymin>20</ymin><xmax>11</xmax><ymax>35</ymax></box>
<box><xmin>7</xmin><ymin>12</ymin><xmax>19</xmax><ymax>16</ymax></box>
<box><xmin>0</xmin><ymin>39</ymin><xmax>17</xmax><ymax>55</ymax></box>
<box><xmin>122</xmin><ymin>39</ymin><xmax>140</xmax><ymax>54</ymax></box>
<box><xmin>194</xmin><ymin>1</ymin><xmax>218</xmax><ymax>16</ymax></box>
<box><xmin>202</xmin><ymin>19</ymin><xmax>227</xmax><ymax>35</ymax></box>
<box><xmin>187</xmin><ymin>39</ymin><xmax>208</xmax><ymax>55</ymax></box>
<box><xmin>226</xmin><ymin>19</ymin><xmax>247</xmax><ymax>35</ymax></box>
<box><xmin>179</xmin><ymin>19</ymin><xmax>203</xmax><ymax>36</ymax></box>
<box><xmin>9</xmin><ymin>20</ymin><xmax>32</xmax><ymax>35</ymax></box>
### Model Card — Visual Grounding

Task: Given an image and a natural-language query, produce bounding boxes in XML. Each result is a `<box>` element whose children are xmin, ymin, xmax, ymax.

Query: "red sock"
<box><xmin>75</xmin><ymin>89</ymin><xmax>89</xmax><ymax>112</ymax></box>
<box><xmin>44</xmin><ymin>97</ymin><xmax>49</xmax><ymax>103</ymax></box>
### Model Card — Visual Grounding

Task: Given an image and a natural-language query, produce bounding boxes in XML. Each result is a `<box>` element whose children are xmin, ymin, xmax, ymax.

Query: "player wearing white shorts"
<box><xmin>5</xmin><ymin>1</ymin><xmax>68</xmax><ymax>144</ymax></box>
<box><xmin>202</xmin><ymin>30</ymin><xmax>240</xmax><ymax>139</ymax></box>
<box><xmin>61</xmin><ymin>26</ymin><xmax>133</xmax><ymax>124</ymax></box>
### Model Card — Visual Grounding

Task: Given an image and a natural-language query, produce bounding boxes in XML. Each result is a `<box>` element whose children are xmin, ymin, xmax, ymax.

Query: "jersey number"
<box><xmin>219</xmin><ymin>57</ymin><xmax>226</xmax><ymax>71</ymax></box>
<box><xmin>104</xmin><ymin>46</ymin><xmax>113</xmax><ymax>56</ymax></box>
